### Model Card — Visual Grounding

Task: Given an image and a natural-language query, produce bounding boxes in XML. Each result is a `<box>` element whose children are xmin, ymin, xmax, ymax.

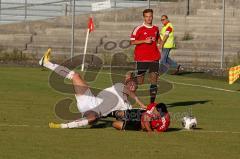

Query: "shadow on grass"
<box><xmin>174</xmin><ymin>71</ymin><xmax>228</xmax><ymax>81</ymax></box>
<box><xmin>167</xmin><ymin>128</ymin><xmax>182</xmax><ymax>132</ymax></box>
<box><xmin>193</xmin><ymin>128</ymin><xmax>203</xmax><ymax>130</ymax></box>
<box><xmin>90</xmin><ymin>120</ymin><xmax>113</xmax><ymax>129</ymax></box>
<box><xmin>176</xmin><ymin>71</ymin><xmax>205</xmax><ymax>76</ymax></box>
<box><xmin>167</xmin><ymin>100</ymin><xmax>210</xmax><ymax>108</ymax></box>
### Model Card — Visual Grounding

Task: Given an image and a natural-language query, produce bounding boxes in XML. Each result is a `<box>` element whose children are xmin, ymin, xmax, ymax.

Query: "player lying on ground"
<box><xmin>39</xmin><ymin>49</ymin><xmax>146</xmax><ymax>129</ymax></box>
<box><xmin>112</xmin><ymin>103</ymin><xmax>170</xmax><ymax>132</ymax></box>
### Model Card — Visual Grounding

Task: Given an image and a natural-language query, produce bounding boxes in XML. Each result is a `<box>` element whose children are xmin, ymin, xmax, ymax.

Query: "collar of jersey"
<box><xmin>143</xmin><ymin>23</ymin><xmax>153</xmax><ymax>28</ymax></box>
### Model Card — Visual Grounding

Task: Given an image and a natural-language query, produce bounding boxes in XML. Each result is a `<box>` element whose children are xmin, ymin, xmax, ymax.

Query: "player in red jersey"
<box><xmin>142</xmin><ymin>103</ymin><xmax>170</xmax><ymax>132</ymax></box>
<box><xmin>130</xmin><ymin>9</ymin><xmax>161</xmax><ymax>104</ymax></box>
<box><xmin>112</xmin><ymin>103</ymin><xmax>170</xmax><ymax>132</ymax></box>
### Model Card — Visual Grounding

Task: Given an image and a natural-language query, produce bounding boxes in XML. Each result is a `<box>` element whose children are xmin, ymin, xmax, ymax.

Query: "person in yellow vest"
<box><xmin>159</xmin><ymin>15</ymin><xmax>181</xmax><ymax>75</ymax></box>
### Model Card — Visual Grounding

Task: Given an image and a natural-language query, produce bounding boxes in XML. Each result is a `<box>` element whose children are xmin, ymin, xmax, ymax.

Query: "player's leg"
<box><xmin>136</xmin><ymin>62</ymin><xmax>148</xmax><ymax>85</ymax></box>
<box><xmin>112</xmin><ymin>121</ymin><xmax>124</xmax><ymax>130</ymax></box>
<box><xmin>165</xmin><ymin>49</ymin><xmax>177</xmax><ymax>68</ymax></box>
<box><xmin>160</xmin><ymin>48</ymin><xmax>169</xmax><ymax>65</ymax></box>
<box><xmin>112</xmin><ymin>110</ymin><xmax>129</xmax><ymax>130</ymax></box>
<box><xmin>113</xmin><ymin>120</ymin><xmax>142</xmax><ymax>131</ymax></box>
<box><xmin>72</xmin><ymin>73</ymin><xmax>89</xmax><ymax>95</ymax></box>
<box><xmin>39</xmin><ymin>48</ymin><xmax>75</xmax><ymax>80</ymax></box>
<box><xmin>39</xmin><ymin>48</ymin><xmax>89</xmax><ymax>95</ymax></box>
<box><xmin>148</xmin><ymin>61</ymin><xmax>159</xmax><ymax>103</ymax></box>
<box><xmin>164</xmin><ymin>48</ymin><xmax>181</xmax><ymax>75</ymax></box>
<box><xmin>159</xmin><ymin>48</ymin><xmax>170</xmax><ymax>74</ymax></box>
<box><xmin>112</xmin><ymin>109</ymin><xmax>143</xmax><ymax>131</ymax></box>
<box><xmin>49</xmin><ymin>111</ymin><xmax>99</xmax><ymax>129</ymax></box>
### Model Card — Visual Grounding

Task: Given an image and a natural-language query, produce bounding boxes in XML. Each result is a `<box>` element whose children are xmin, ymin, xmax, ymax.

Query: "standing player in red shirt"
<box><xmin>130</xmin><ymin>9</ymin><xmax>161</xmax><ymax>104</ymax></box>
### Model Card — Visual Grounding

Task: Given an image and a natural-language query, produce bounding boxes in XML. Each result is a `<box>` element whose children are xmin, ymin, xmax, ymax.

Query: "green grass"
<box><xmin>0</xmin><ymin>67</ymin><xmax>239</xmax><ymax>159</ymax></box>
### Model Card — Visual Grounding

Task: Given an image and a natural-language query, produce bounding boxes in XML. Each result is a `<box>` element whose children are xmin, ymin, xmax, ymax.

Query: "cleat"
<box><xmin>49</xmin><ymin>122</ymin><xmax>61</xmax><ymax>129</ymax></box>
<box><xmin>171</xmin><ymin>65</ymin><xmax>181</xmax><ymax>75</ymax></box>
<box><xmin>39</xmin><ymin>48</ymin><xmax>52</xmax><ymax>66</ymax></box>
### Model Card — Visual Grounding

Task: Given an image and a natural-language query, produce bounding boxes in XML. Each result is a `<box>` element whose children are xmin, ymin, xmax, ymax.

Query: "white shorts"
<box><xmin>75</xmin><ymin>89</ymin><xmax>102</xmax><ymax>113</ymax></box>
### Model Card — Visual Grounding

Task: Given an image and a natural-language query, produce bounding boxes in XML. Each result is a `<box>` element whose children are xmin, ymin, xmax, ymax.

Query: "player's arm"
<box><xmin>157</xmin><ymin>30</ymin><xmax>163</xmax><ymax>49</ymax></box>
<box><xmin>123</xmin><ymin>87</ymin><xmax>146</xmax><ymax>109</ymax></box>
<box><xmin>143</xmin><ymin>121</ymin><xmax>153</xmax><ymax>132</ymax></box>
<box><xmin>141</xmin><ymin>113</ymin><xmax>153</xmax><ymax>132</ymax></box>
<box><xmin>130</xmin><ymin>26</ymin><xmax>152</xmax><ymax>45</ymax></box>
<box><xmin>130</xmin><ymin>38</ymin><xmax>152</xmax><ymax>45</ymax></box>
<box><xmin>160</xmin><ymin>26</ymin><xmax>172</xmax><ymax>48</ymax></box>
<box><xmin>157</xmin><ymin>29</ymin><xmax>162</xmax><ymax>44</ymax></box>
<box><xmin>160</xmin><ymin>36</ymin><xmax>169</xmax><ymax>48</ymax></box>
<box><xmin>157</xmin><ymin>37</ymin><xmax>162</xmax><ymax>45</ymax></box>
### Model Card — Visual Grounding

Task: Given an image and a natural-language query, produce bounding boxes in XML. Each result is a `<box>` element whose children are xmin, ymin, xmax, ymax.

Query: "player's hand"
<box><xmin>140</xmin><ymin>105</ymin><xmax>147</xmax><ymax>109</ymax></box>
<box><xmin>158</xmin><ymin>43</ymin><xmax>163</xmax><ymax>50</ymax></box>
<box><xmin>158</xmin><ymin>42</ymin><xmax>163</xmax><ymax>50</ymax></box>
<box><xmin>145</xmin><ymin>37</ymin><xmax>153</xmax><ymax>44</ymax></box>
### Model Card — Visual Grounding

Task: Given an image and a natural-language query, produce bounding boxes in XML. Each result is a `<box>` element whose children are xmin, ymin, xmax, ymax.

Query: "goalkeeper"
<box><xmin>39</xmin><ymin>49</ymin><xmax>146</xmax><ymax>129</ymax></box>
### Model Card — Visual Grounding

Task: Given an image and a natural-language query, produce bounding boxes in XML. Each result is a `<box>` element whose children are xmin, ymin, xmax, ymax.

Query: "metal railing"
<box><xmin>0</xmin><ymin>0</ymin><xmax>159</xmax><ymax>24</ymax></box>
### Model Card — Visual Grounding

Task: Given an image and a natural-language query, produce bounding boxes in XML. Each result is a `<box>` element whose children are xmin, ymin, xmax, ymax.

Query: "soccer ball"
<box><xmin>182</xmin><ymin>116</ymin><xmax>197</xmax><ymax>130</ymax></box>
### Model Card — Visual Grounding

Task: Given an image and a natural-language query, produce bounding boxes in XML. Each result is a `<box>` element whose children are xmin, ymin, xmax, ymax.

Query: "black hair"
<box><xmin>143</xmin><ymin>9</ymin><xmax>153</xmax><ymax>16</ymax></box>
<box><xmin>156</xmin><ymin>103</ymin><xmax>168</xmax><ymax>117</ymax></box>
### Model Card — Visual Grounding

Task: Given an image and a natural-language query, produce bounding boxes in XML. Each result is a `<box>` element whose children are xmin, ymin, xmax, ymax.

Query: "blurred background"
<box><xmin>0</xmin><ymin>0</ymin><xmax>239</xmax><ymax>74</ymax></box>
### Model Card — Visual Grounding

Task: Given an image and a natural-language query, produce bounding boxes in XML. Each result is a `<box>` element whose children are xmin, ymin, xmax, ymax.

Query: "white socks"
<box><xmin>44</xmin><ymin>61</ymin><xmax>75</xmax><ymax>80</ymax></box>
<box><xmin>60</xmin><ymin>118</ymin><xmax>89</xmax><ymax>129</ymax></box>
<box><xmin>43</xmin><ymin>61</ymin><xmax>58</xmax><ymax>71</ymax></box>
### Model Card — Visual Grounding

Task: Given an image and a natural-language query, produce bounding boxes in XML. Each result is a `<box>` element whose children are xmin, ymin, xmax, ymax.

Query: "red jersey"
<box><xmin>130</xmin><ymin>23</ymin><xmax>161</xmax><ymax>62</ymax></box>
<box><xmin>146</xmin><ymin>102</ymin><xmax>157</xmax><ymax>114</ymax></box>
<box><xmin>151</xmin><ymin>113</ymin><xmax>170</xmax><ymax>132</ymax></box>
<box><xmin>144</xmin><ymin>103</ymin><xmax>170</xmax><ymax>132</ymax></box>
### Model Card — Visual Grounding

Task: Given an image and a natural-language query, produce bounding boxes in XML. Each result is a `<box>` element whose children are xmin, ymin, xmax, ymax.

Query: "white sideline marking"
<box><xmin>0</xmin><ymin>124</ymin><xmax>239</xmax><ymax>134</ymax></box>
<box><xmin>84</xmin><ymin>70</ymin><xmax>239</xmax><ymax>93</ymax></box>
<box><xmin>181</xmin><ymin>130</ymin><xmax>240</xmax><ymax>134</ymax></box>
<box><xmin>166</xmin><ymin>80</ymin><xmax>239</xmax><ymax>93</ymax></box>
<box><xmin>0</xmin><ymin>124</ymin><xmax>29</xmax><ymax>127</ymax></box>
<box><xmin>0</xmin><ymin>124</ymin><xmax>44</xmax><ymax>128</ymax></box>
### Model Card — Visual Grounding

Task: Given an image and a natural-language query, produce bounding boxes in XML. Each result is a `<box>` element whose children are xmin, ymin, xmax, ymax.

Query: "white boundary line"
<box><xmin>50</xmin><ymin>70</ymin><xmax>239</xmax><ymax>94</ymax></box>
<box><xmin>165</xmin><ymin>79</ymin><xmax>239</xmax><ymax>93</ymax></box>
<box><xmin>180</xmin><ymin>130</ymin><xmax>240</xmax><ymax>134</ymax></box>
<box><xmin>80</xmin><ymin>71</ymin><xmax>239</xmax><ymax>93</ymax></box>
<box><xmin>0</xmin><ymin>124</ymin><xmax>29</xmax><ymax>127</ymax></box>
<box><xmin>0</xmin><ymin>124</ymin><xmax>239</xmax><ymax>134</ymax></box>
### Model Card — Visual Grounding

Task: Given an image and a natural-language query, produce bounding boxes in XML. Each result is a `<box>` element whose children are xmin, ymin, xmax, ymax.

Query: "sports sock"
<box><xmin>44</xmin><ymin>61</ymin><xmax>74</xmax><ymax>80</ymax></box>
<box><xmin>61</xmin><ymin>118</ymin><xmax>89</xmax><ymax>128</ymax></box>
<box><xmin>149</xmin><ymin>84</ymin><xmax>158</xmax><ymax>103</ymax></box>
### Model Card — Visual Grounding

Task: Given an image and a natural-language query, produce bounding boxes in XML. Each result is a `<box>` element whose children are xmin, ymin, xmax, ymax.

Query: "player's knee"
<box><xmin>112</xmin><ymin>121</ymin><xmax>123</xmax><ymax>130</ymax></box>
<box><xmin>149</xmin><ymin>73</ymin><xmax>158</xmax><ymax>84</ymax></box>
<box><xmin>115</xmin><ymin>111</ymin><xmax>125</xmax><ymax>120</ymax></box>
<box><xmin>137</xmin><ymin>75</ymin><xmax>144</xmax><ymax>85</ymax></box>
<box><xmin>83</xmin><ymin>111</ymin><xmax>99</xmax><ymax>123</ymax></box>
<box><xmin>72</xmin><ymin>73</ymin><xmax>80</xmax><ymax>81</ymax></box>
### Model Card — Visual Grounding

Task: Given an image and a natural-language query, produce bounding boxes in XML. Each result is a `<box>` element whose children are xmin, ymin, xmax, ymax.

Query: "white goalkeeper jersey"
<box><xmin>97</xmin><ymin>83</ymin><xmax>132</xmax><ymax>116</ymax></box>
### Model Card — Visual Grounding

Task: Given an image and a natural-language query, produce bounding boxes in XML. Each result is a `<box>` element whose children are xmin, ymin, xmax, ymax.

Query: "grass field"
<box><xmin>0</xmin><ymin>66</ymin><xmax>239</xmax><ymax>159</ymax></box>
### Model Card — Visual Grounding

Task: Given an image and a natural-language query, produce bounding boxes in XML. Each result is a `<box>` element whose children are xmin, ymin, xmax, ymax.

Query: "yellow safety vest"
<box><xmin>160</xmin><ymin>22</ymin><xmax>175</xmax><ymax>48</ymax></box>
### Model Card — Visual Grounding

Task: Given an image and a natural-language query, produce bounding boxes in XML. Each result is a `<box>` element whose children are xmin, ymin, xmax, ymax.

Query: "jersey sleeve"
<box><xmin>155</xmin><ymin>119</ymin><xmax>167</xmax><ymax>132</ymax></box>
<box><xmin>155</xmin><ymin>114</ymin><xmax>170</xmax><ymax>132</ymax></box>
<box><xmin>165</xmin><ymin>26</ymin><xmax>173</xmax><ymax>36</ymax></box>
<box><xmin>130</xmin><ymin>26</ymin><xmax>141</xmax><ymax>41</ymax></box>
